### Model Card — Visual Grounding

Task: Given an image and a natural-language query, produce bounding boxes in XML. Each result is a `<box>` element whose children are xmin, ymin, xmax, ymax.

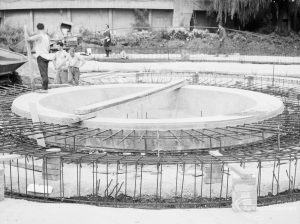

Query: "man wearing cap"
<box><xmin>53</xmin><ymin>42</ymin><xmax>69</xmax><ymax>84</ymax></box>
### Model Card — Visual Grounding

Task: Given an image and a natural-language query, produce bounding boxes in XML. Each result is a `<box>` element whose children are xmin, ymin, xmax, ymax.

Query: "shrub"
<box><xmin>189</xmin><ymin>29</ymin><xmax>210</xmax><ymax>39</ymax></box>
<box><xmin>158</xmin><ymin>29</ymin><xmax>170</xmax><ymax>40</ymax></box>
<box><xmin>0</xmin><ymin>25</ymin><xmax>24</xmax><ymax>46</ymax></box>
<box><xmin>79</xmin><ymin>27</ymin><xmax>94</xmax><ymax>37</ymax></box>
<box><xmin>80</xmin><ymin>27</ymin><xmax>103</xmax><ymax>45</ymax></box>
<box><xmin>231</xmin><ymin>33</ymin><xmax>247</xmax><ymax>42</ymax></box>
<box><xmin>101</xmin><ymin>30</ymin><xmax>153</xmax><ymax>47</ymax></box>
<box><xmin>166</xmin><ymin>28</ymin><xmax>189</xmax><ymax>40</ymax></box>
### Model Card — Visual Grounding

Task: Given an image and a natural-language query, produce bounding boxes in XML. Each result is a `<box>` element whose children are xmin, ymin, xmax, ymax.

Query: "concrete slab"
<box><xmin>29</xmin><ymin>102</ymin><xmax>46</xmax><ymax>147</ymax></box>
<box><xmin>27</xmin><ymin>184</ymin><xmax>53</xmax><ymax>194</ymax></box>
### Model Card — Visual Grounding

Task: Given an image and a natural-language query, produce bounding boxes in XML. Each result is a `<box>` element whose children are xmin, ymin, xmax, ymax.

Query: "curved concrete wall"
<box><xmin>12</xmin><ymin>84</ymin><xmax>284</xmax><ymax>131</ymax></box>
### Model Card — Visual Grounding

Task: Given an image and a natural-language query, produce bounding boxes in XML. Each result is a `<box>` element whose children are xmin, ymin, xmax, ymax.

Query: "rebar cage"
<box><xmin>1</xmin><ymin>71</ymin><xmax>300</xmax><ymax>208</ymax></box>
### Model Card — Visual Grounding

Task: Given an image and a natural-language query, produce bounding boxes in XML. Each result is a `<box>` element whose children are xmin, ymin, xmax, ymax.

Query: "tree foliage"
<box><xmin>208</xmin><ymin>0</ymin><xmax>300</xmax><ymax>26</ymax></box>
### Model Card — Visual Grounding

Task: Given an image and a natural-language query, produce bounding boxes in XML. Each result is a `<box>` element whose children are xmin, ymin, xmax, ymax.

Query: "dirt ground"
<box><xmin>1</xmin><ymin>25</ymin><xmax>300</xmax><ymax>56</ymax></box>
<box><xmin>83</xmin><ymin>31</ymin><xmax>300</xmax><ymax>56</ymax></box>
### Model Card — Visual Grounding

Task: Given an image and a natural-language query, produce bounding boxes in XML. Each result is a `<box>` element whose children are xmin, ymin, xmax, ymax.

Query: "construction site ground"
<box><xmin>16</xmin><ymin>54</ymin><xmax>300</xmax><ymax>85</ymax></box>
<box><xmin>0</xmin><ymin>198</ymin><xmax>299</xmax><ymax>224</ymax></box>
<box><xmin>2</xmin><ymin>54</ymin><xmax>299</xmax><ymax>222</ymax></box>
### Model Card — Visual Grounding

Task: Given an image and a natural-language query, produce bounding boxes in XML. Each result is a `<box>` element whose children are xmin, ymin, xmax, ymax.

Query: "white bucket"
<box><xmin>86</xmin><ymin>48</ymin><xmax>92</xmax><ymax>55</ymax></box>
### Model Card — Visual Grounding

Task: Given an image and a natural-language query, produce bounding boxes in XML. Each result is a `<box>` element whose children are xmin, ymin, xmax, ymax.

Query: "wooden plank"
<box><xmin>29</xmin><ymin>102</ymin><xmax>46</xmax><ymax>147</ymax></box>
<box><xmin>0</xmin><ymin>155</ymin><xmax>24</xmax><ymax>162</ymax></box>
<box><xmin>27</xmin><ymin>184</ymin><xmax>53</xmax><ymax>194</ymax></box>
<box><xmin>75</xmin><ymin>79</ymin><xmax>188</xmax><ymax>116</ymax></box>
<box><xmin>24</xmin><ymin>25</ymin><xmax>35</xmax><ymax>90</ymax></box>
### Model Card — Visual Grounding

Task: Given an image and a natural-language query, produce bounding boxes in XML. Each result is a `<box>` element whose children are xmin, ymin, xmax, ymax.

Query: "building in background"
<box><xmin>0</xmin><ymin>0</ymin><xmax>215</xmax><ymax>34</ymax></box>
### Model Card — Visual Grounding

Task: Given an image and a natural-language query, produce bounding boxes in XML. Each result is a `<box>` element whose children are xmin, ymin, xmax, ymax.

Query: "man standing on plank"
<box><xmin>25</xmin><ymin>23</ymin><xmax>50</xmax><ymax>93</ymax></box>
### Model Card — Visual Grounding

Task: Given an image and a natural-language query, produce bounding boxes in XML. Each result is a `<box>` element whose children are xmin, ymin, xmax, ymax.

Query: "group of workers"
<box><xmin>25</xmin><ymin>21</ymin><xmax>226</xmax><ymax>93</ymax></box>
<box><xmin>25</xmin><ymin>22</ymin><xmax>97</xmax><ymax>93</ymax></box>
<box><xmin>53</xmin><ymin>42</ymin><xmax>85</xmax><ymax>86</ymax></box>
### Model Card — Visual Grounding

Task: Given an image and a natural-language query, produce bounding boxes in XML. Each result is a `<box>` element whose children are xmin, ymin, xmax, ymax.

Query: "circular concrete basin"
<box><xmin>12</xmin><ymin>84</ymin><xmax>284</xmax><ymax>131</ymax></box>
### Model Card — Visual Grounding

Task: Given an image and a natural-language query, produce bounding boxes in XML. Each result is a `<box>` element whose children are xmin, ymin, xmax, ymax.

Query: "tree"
<box><xmin>208</xmin><ymin>0</ymin><xmax>300</xmax><ymax>34</ymax></box>
<box><xmin>210</xmin><ymin>0</ymin><xmax>270</xmax><ymax>25</ymax></box>
<box><xmin>272</xmin><ymin>0</ymin><xmax>300</xmax><ymax>34</ymax></box>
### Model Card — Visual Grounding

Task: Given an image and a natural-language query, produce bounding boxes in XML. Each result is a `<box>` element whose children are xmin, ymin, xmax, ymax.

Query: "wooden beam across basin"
<box><xmin>0</xmin><ymin>154</ymin><xmax>24</xmax><ymax>162</ymax></box>
<box><xmin>74</xmin><ymin>79</ymin><xmax>188</xmax><ymax>116</ymax></box>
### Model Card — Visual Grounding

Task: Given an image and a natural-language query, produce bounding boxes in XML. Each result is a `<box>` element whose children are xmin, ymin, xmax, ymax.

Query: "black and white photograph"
<box><xmin>0</xmin><ymin>0</ymin><xmax>300</xmax><ymax>223</ymax></box>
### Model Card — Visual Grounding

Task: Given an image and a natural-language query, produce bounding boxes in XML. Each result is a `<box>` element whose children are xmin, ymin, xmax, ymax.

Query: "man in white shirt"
<box><xmin>25</xmin><ymin>23</ymin><xmax>50</xmax><ymax>92</ymax></box>
<box><xmin>65</xmin><ymin>48</ymin><xmax>85</xmax><ymax>85</ymax></box>
<box><xmin>53</xmin><ymin>42</ymin><xmax>68</xmax><ymax>84</ymax></box>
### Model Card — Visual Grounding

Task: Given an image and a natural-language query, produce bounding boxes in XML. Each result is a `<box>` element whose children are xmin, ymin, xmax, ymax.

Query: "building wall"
<box><xmin>2</xmin><ymin>8</ymin><xmax>174</xmax><ymax>34</ymax></box>
<box><xmin>72</xmin><ymin>9</ymin><xmax>109</xmax><ymax>32</ymax></box>
<box><xmin>2</xmin><ymin>10</ymin><xmax>32</xmax><ymax>29</ymax></box>
<box><xmin>151</xmin><ymin>10</ymin><xmax>173</xmax><ymax>29</ymax></box>
<box><xmin>2</xmin><ymin>8</ymin><xmax>139</xmax><ymax>34</ymax></box>
<box><xmin>0</xmin><ymin>0</ymin><xmax>174</xmax><ymax>10</ymax></box>
<box><xmin>173</xmin><ymin>0</ymin><xmax>194</xmax><ymax>27</ymax></box>
<box><xmin>112</xmin><ymin>9</ymin><xmax>136</xmax><ymax>32</ymax></box>
<box><xmin>0</xmin><ymin>0</ymin><xmax>215</xmax><ymax>33</ymax></box>
<box><xmin>33</xmin><ymin>9</ymin><xmax>69</xmax><ymax>33</ymax></box>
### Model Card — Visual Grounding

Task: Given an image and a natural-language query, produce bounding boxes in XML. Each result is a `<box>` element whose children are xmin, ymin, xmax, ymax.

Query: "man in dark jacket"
<box><xmin>216</xmin><ymin>23</ymin><xmax>227</xmax><ymax>56</ymax></box>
